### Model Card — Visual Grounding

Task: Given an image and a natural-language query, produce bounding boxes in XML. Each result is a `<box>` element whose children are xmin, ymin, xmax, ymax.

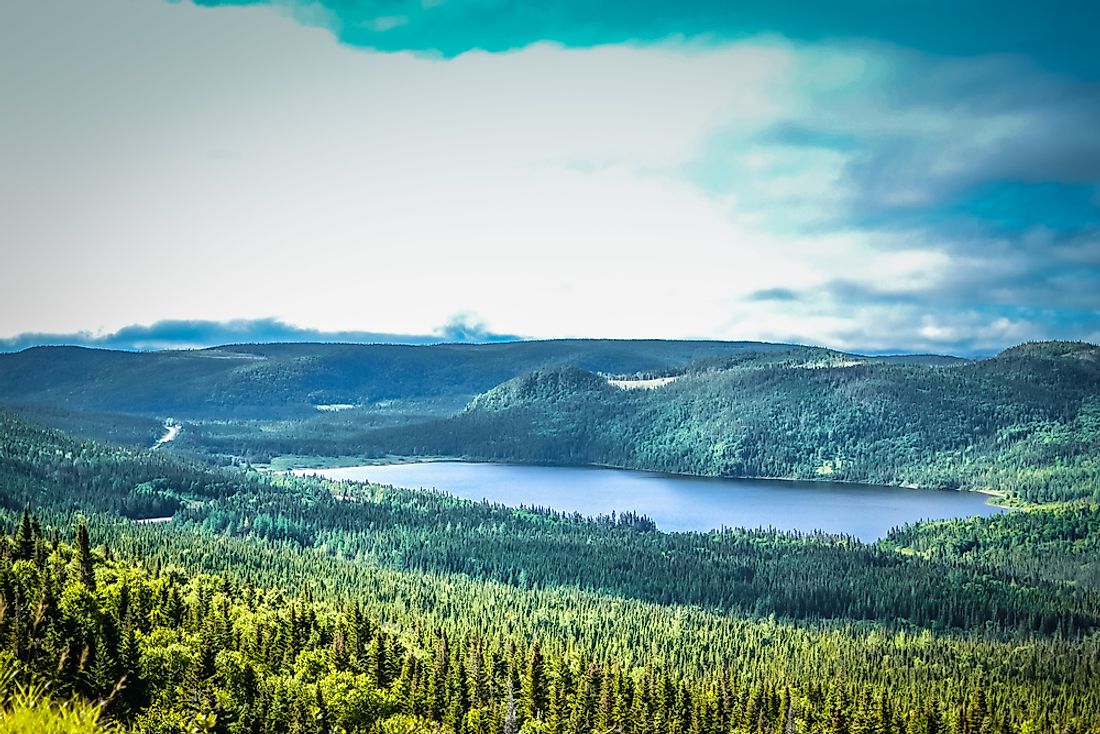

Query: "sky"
<box><xmin>1</xmin><ymin>0</ymin><xmax>1099</xmax><ymax>356</ymax></box>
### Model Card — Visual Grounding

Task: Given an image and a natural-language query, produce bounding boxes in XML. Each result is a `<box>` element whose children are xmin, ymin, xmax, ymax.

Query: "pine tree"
<box><xmin>468</xmin><ymin>639</ymin><xmax>489</xmax><ymax>709</ymax></box>
<box><xmin>15</xmin><ymin>509</ymin><xmax>35</xmax><ymax>561</ymax></box>
<box><xmin>314</xmin><ymin>685</ymin><xmax>330</xmax><ymax>734</ymax></box>
<box><xmin>447</xmin><ymin>650</ymin><xmax>470</xmax><ymax>733</ymax></box>
<box><xmin>522</xmin><ymin>640</ymin><xmax>547</xmax><ymax>722</ymax></box>
<box><xmin>629</xmin><ymin>672</ymin><xmax>652</xmax><ymax>734</ymax></box>
<box><xmin>89</xmin><ymin>635</ymin><xmax>117</xmax><ymax>699</ymax></box>
<box><xmin>371</xmin><ymin>629</ymin><xmax>389</xmax><ymax>687</ymax></box>
<box><xmin>117</xmin><ymin>620</ymin><xmax>143</xmax><ymax>711</ymax></box>
<box><xmin>75</xmin><ymin>522</ymin><xmax>96</xmax><ymax>590</ymax></box>
<box><xmin>595</xmin><ymin>670</ymin><xmax>615</xmax><ymax>734</ymax></box>
<box><xmin>428</xmin><ymin>632</ymin><xmax>450</xmax><ymax>720</ymax></box>
<box><xmin>547</xmin><ymin>655</ymin><xmax>573</xmax><ymax>734</ymax></box>
<box><xmin>966</xmin><ymin>689</ymin><xmax>989</xmax><ymax>734</ymax></box>
<box><xmin>829</xmin><ymin>686</ymin><xmax>849</xmax><ymax>734</ymax></box>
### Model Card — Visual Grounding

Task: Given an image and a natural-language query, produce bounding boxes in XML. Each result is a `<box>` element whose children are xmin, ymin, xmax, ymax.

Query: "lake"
<box><xmin>293</xmin><ymin>461</ymin><xmax>1007</xmax><ymax>541</ymax></box>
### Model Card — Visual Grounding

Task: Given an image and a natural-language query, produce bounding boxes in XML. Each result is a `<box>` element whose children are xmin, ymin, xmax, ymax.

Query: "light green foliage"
<box><xmin>0</xmin><ymin>694</ymin><xmax>110</xmax><ymax>734</ymax></box>
<box><xmin>1</xmin><ymin>411</ymin><xmax>1099</xmax><ymax>732</ymax></box>
<box><xmin>0</xmin><ymin>662</ymin><xmax>110</xmax><ymax>734</ymax></box>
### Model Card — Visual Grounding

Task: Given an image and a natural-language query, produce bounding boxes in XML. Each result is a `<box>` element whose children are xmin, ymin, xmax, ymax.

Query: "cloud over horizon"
<box><xmin>0</xmin><ymin>315</ymin><xmax>521</xmax><ymax>353</ymax></box>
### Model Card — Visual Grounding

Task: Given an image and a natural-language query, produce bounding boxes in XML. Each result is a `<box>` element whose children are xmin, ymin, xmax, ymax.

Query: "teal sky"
<box><xmin>1</xmin><ymin>0</ymin><xmax>1098</xmax><ymax>354</ymax></box>
<box><xmin>194</xmin><ymin>0</ymin><xmax>1100</xmax><ymax>75</ymax></box>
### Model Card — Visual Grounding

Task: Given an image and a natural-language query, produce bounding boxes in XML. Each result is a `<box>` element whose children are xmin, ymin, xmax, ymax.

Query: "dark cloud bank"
<box><xmin>0</xmin><ymin>317</ymin><xmax>520</xmax><ymax>353</ymax></box>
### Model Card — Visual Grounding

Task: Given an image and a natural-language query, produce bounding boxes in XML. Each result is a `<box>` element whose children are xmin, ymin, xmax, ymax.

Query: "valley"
<box><xmin>6</xmin><ymin>1</ymin><xmax>1097</xmax><ymax>729</ymax></box>
<box><xmin>4</xmin><ymin>340</ymin><xmax>1097</xmax><ymax>504</ymax></box>
<box><xmin>1</xmin><ymin>340</ymin><xmax>1099</xmax><ymax>733</ymax></box>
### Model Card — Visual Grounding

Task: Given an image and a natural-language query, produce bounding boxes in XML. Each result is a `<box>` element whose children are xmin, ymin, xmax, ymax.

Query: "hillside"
<box><xmin>0</xmin><ymin>340</ymin><xmax>805</xmax><ymax>420</ymax></box>
<box><xmin>0</xmin><ymin>340</ymin><xmax>968</xmax><ymax>422</ymax></box>
<box><xmin>2</xmin><ymin>411</ymin><xmax>1100</xmax><ymax>732</ymax></box>
<box><xmin>5</xmin><ymin>518</ymin><xmax>1097</xmax><ymax>734</ymax></box>
<box><xmin>6</xmin><ymin>409</ymin><xmax>1095</xmax><ymax>632</ymax></box>
<box><xmin>4</xmin><ymin>340</ymin><xmax>1099</xmax><ymax>502</ymax></box>
<box><xmin>369</xmin><ymin>342</ymin><xmax>1100</xmax><ymax>502</ymax></box>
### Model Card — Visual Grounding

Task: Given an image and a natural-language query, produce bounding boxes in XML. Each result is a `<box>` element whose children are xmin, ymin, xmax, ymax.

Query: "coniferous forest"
<box><xmin>1</xmin><ymin>402</ymin><xmax>1099</xmax><ymax>733</ymax></box>
<box><xmin>4</xmin><ymin>341</ymin><xmax>1097</xmax><ymax>504</ymax></box>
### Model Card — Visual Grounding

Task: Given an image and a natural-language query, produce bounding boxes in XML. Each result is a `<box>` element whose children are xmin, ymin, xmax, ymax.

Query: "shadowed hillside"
<box><xmin>368</xmin><ymin>342</ymin><xmax>1100</xmax><ymax>502</ymax></box>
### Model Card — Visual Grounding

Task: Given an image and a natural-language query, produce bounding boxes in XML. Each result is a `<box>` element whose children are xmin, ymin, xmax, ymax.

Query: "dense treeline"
<box><xmin>3</xmin><ymin>520</ymin><xmax>1099</xmax><ymax>733</ymax></box>
<box><xmin>0</xmin><ymin>411</ymin><xmax>257</xmax><ymax>519</ymax></box>
<box><xmin>6</xmin><ymin>341</ymin><xmax>1099</xmax><ymax>506</ymax></box>
<box><xmin>370</xmin><ymin>342</ymin><xmax>1100</xmax><ymax>503</ymax></box>
<box><xmin>183</xmin><ymin>476</ymin><xmax>1100</xmax><ymax>635</ymax></box>
<box><xmin>888</xmin><ymin>504</ymin><xmax>1100</xmax><ymax>590</ymax></box>
<box><xmin>3</xmin><ymin>411</ymin><xmax>1098</xmax><ymax>635</ymax></box>
<box><xmin>2</xmin><ymin>412</ymin><xmax>1100</xmax><ymax>731</ymax></box>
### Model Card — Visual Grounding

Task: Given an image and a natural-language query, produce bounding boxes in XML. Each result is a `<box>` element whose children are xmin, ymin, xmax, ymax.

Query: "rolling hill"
<box><xmin>4</xmin><ymin>338</ymin><xmax>1098</xmax><ymax>502</ymax></box>
<box><xmin>0</xmin><ymin>340</ymin><xmax>809</xmax><ymax>419</ymax></box>
<box><xmin>367</xmin><ymin>341</ymin><xmax>1100</xmax><ymax>502</ymax></box>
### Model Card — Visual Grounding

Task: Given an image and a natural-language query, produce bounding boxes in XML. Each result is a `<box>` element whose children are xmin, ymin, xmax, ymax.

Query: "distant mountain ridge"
<box><xmin>0</xmin><ymin>315</ymin><xmax>522</xmax><ymax>352</ymax></box>
<box><xmin>0</xmin><ymin>339</ymin><xmax>958</xmax><ymax>419</ymax></box>
<box><xmin>4</xmin><ymin>338</ymin><xmax>1098</xmax><ymax>503</ymax></box>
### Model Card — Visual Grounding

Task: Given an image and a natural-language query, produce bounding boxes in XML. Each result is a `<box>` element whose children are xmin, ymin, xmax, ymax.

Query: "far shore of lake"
<box><xmin>288</xmin><ymin>460</ymin><xmax>1009</xmax><ymax>540</ymax></box>
<box><xmin>271</xmin><ymin>453</ymin><xmax>1010</xmax><ymax>506</ymax></box>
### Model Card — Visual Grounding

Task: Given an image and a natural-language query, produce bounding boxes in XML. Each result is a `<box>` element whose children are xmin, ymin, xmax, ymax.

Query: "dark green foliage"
<box><xmin>15</xmin><ymin>509</ymin><xmax>34</xmax><ymax>561</ymax></box>
<box><xmin>0</xmin><ymin>340</ymin><xmax>794</xmax><ymax>419</ymax></box>
<box><xmin>373</xmin><ymin>342</ymin><xmax>1100</xmax><ymax>502</ymax></box>
<box><xmin>2</xmin><ymin>522</ymin><xmax>1098</xmax><ymax>734</ymax></box>
<box><xmin>1</xmin><ymin>411</ymin><xmax>1099</xmax><ymax>732</ymax></box>
<box><xmin>74</xmin><ymin>522</ymin><xmax>95</xmax><ymax>590</ymax></box>
<box><xmin>888</xmin><ymin>503</ymin><xmax>1100</xmax><ymax>589</ymax></box>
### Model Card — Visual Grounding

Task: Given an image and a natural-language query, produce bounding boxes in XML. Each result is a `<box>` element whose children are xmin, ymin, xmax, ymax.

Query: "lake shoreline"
<box><xmin>291</xmin><ymin>460</ymin><xmax>1008</xmax><ymax>541</ymax></box>
<box><xmin>278</xmin><ymin>453</ymin><xmax>1004</xmax><ymax>502</ymax></box>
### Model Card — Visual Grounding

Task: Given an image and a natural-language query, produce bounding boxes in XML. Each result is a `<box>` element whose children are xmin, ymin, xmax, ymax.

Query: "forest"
<box><xmin>4</xmin><ymin>341</ymin><xmax>1096</xmax><ymax>504</ymax></box>
<box><xmin>366</xmin><ymin>342</ymin><xmax>1100</xmax><ymax>503</ymax></box>
<box><xmin>1</xmin><ymin>408</ymin><xmax>1099</xmax><ymax>732</ymax></box>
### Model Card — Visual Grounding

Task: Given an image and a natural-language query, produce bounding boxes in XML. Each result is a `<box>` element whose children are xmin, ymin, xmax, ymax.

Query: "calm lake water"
<box><xmin>294</xmin><ymin>461</ymin><xmax>1007</xmax><ymax>541</ymax></box>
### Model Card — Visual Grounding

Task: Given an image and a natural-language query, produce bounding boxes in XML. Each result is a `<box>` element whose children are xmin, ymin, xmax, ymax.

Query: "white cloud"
<box><xmin>0</xmin><ymin>0</ymin><xmax>811</xmax><ymax>340</ymax></box>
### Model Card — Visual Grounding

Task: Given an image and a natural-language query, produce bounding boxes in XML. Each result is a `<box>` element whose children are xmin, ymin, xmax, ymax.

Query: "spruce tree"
<box><xmin>15</xmin><ymin>508</ymin><xmax>35</xmax><ymax>561</ymax></box>
<box><xmin>966</xmin><ymin>688</ymin><xmax>989</xmax><ymax>734</ymax></box>
<box><xmin>75</xmin><ymin>521</ymin><xmax>96</xmax><ymax>590</ymax></box>
<box><xmin>522</xmin><ymin>640</ymin><xmax>547</xmax><ymax>722</ymax></box>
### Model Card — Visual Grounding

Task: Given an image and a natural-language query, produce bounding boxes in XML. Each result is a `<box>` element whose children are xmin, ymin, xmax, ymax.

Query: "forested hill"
<box><xmin>4</xmin><ymin>340</ymin><xmax>1099</xmax><ymax>502</ymax></box>
<box><xmin>0</xmin><ymin>340</ymin><xmax>804</xmax><ymax>419</ymax></box>
<box><xmin>0</xmin><ymin>340</ymin><xmax>963</xmax><ymax>421</ymax></box>
<box><xmin>373</xmin><ymin>341</ymin><xmax>1100</xmax><ymax>502</ymax></box>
